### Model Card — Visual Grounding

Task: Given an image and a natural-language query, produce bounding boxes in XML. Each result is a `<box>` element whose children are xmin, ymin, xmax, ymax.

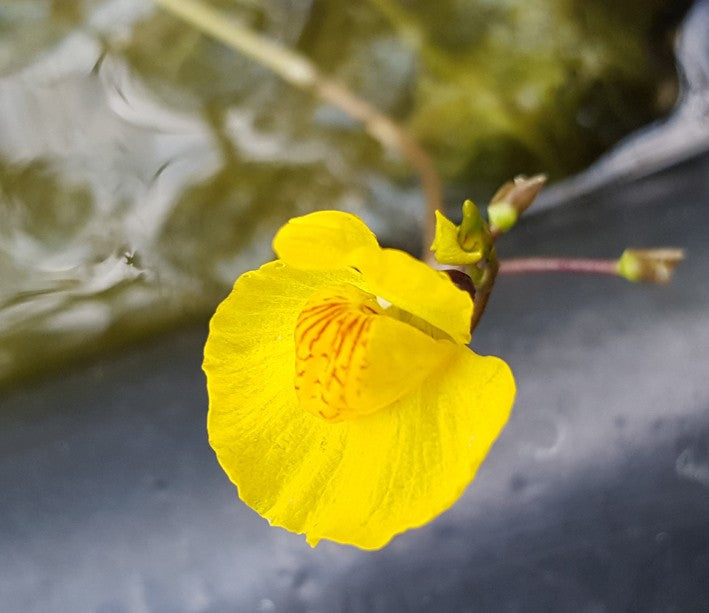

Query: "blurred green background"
<box><xmin>0</xmin><ymin>0</ymin><xmax>690</xmax><ymax>387</ymax></box>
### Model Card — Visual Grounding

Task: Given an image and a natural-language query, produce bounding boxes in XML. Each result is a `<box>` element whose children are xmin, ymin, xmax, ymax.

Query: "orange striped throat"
<box><xmin>294</xmin><ymin>284</ymin><xmax>385</xmax><ymax>422</ymax></box>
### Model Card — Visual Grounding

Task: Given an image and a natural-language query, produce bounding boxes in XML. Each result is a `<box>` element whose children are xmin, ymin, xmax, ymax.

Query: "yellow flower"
<box><xmin>204</xmin><ymin>211</ymin><xmax>515</xmax><ymax>549</ymax></box>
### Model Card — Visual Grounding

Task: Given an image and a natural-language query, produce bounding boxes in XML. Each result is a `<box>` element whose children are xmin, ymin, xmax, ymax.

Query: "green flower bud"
<box><xmin>488</xmin><ymin>174</ymin><xmax>546</xmax><ymax>233</ymax></box>
<box><xmin>617</xmin><ymin>248</ymin><xmax>685</xmax><ymax>284</ymax></box>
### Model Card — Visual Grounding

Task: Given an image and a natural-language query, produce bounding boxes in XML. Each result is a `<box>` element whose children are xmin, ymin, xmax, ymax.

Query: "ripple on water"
<box><xmin>676</xmin><ymin>445</ymin><xmax>709</xmax><ymax>489</ymax></box>
<box><xmin>520</xmin><ymin>414</ymin><xmax>563</xmax><ymax>459</ymax></box>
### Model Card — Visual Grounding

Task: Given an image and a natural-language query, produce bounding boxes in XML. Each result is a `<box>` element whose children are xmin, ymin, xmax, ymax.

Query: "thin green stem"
<box><xmin>468</xmin><ymin>248</ymin><xmax>499</xmax><ymax>333</ymax></box>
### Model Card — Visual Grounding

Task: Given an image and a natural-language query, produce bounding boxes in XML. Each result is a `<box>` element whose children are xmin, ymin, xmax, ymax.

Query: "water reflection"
<box><xmin>0</xmin><ymin>0</ymin><xmax>699</xmax><ymax>386</ymax></box>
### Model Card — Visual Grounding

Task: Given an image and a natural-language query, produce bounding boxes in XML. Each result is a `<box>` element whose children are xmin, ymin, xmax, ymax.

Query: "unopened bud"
<box><xmin>488</xmin><ymin>174</ymin><xmax>547</xmax><ymax>233</ymax></box>
<box><xmin>616</xmin><ymin>248</ymin><xmax>685</xmax><ymax>284</ymax></box>
<box><xmin>458</xmin><ymin>199</ymin><xmax>487</xmax><ymax>252</ymax></box>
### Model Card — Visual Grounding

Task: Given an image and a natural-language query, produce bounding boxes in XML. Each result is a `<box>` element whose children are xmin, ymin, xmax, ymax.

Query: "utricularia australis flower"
<box><xmin>203</xmin><ymin>210</ymin><xmax>515</xmax><ymax>549</ymax></box>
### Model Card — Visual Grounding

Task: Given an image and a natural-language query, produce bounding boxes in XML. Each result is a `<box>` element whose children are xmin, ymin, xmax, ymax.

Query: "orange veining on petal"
<box><xmin>294</xmin><ymin>284</ymin><xmax>384</xmax><ymax>422</ymax></box>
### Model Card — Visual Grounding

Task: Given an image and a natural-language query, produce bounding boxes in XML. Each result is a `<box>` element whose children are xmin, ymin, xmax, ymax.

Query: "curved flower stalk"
<box><xmin>204</xmin><ymin>211</ymin><xmax>515</xmax><ymax>549</ymax></box>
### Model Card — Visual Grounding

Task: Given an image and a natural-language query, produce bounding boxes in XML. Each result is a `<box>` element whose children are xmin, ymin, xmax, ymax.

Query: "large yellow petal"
<box><xmin>273</xmin><ymin>210</ymin><xmax>379</xmax><ymax>270</ymax></box>
<box><xmin>205</xmin><ymin>262</ymin><xmax>514</xmax><ymax>549</ymax></box>
<box><xmin>350</xmin><ymin>246</ymin><xmax>473</xmax><ymax>345</ymax></box>
<box><xmin>286</xmin><ymin>348</ymin><xmax>514</xmax><ymax>549</ymax></box>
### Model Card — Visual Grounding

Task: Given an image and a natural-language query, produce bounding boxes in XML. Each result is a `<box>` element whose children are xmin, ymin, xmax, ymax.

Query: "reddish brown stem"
<box><xmin>153</xmin><ymin>0</ymin><xmax>444</xmax><ymax>259</ymax></box>
<box><xmin>316</xmin><ymin>80</ymin><xmax>442</xmax><ymax>255</ymax></box>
